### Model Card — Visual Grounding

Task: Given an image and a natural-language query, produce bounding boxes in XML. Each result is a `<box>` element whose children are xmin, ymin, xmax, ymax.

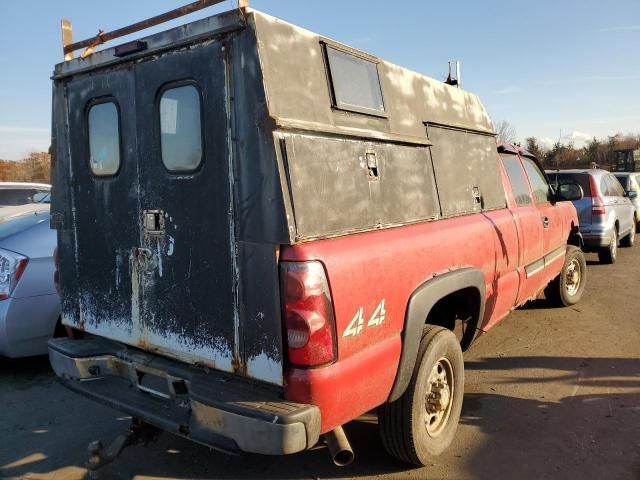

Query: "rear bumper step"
<box><xmin>48</xmin><ymin>337</ymin><xmax>320</xmax><ymax>455</ymax></box>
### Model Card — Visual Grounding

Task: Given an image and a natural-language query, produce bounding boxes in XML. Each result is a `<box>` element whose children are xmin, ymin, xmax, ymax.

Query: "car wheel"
<box><xmin>545</xmin><ymin>246</ymin><xmax>587</xmax><ymax>307</ymax></box>
<box><xmin>621</xmin><ymin>224</ymin><xmax>635</xmax><ymax>247</ymax></box>
<box><xmin>636</xmin><ymin>214</ymin><xmax>640</xmax><ymax>233</ymax></box>
<box><xmin>598</xmin><ymin>228</ymin><xmax>617</xmax><ymax>264</ymax></box>
<box><xmin>378</xmin><ymin>326</ymin><xmax>464</xmax><ymax>466</ymax></box>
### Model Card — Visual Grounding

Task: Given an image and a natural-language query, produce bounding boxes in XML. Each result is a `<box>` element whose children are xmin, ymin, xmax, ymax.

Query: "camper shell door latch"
<box><xmin>143</xmin><ymin>209</ymin><xmax>165</xmax><ymax>236</ymax></box>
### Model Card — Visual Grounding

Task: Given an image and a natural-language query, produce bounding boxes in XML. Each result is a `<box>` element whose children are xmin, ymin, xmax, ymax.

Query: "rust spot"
<box><xmin>231</xmin><ymin>355</ymin><xmax>247</xmax><ymax>376</ymax></box>
<box><xmin>136</xmin><ymin>336</ymin><xmax>150</xmax><ymax>351</ymax></box>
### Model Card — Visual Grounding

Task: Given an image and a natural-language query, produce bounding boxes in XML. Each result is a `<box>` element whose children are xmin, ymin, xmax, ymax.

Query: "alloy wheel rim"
<box><xmin>611</xmin><ymin>231</ymin><xmax>617</xmax><ymax>258</ymax></box>
<box><xmin>425</xmin><ymin>357</ymin><xmax>454</xmax><ymax>437</ymax></box>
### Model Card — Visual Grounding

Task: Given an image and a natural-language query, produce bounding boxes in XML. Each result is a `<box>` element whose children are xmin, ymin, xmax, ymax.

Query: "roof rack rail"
<box><xmin>61</xmin><ymin>0</ymin><xmax>248</xmax><ymax>60</ymax></box>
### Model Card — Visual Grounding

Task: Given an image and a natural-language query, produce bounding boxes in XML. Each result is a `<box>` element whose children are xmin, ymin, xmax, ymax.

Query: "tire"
<box><xmin>621</xmin><ymin>224</ymin><xmax>635</xmax><ymax>247</ymax></box>
<box><xmin>378</xmin><ymin>326</ymin><xmax>464</xmax><ymax>466</ymax></box>
<box><xmin>598</xmin><ymin>228</ymin><xmax>617</xmax><ymax>264</ymax></box>
<box><xmin>545</xmin><ymin>246</ymin><xmax>587</xmax><ymax>307</ymax></box>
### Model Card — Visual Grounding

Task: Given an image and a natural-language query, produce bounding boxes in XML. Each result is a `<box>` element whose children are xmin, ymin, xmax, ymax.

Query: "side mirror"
<box><xmin>556</xmin><ymin>183</ymin><xmax>584</xmax><ymax>202</ymax></box>
<box><xmin>628</xmin><ymin>190</ymin><xmax>638</xmax><ymax>199</ymax></box>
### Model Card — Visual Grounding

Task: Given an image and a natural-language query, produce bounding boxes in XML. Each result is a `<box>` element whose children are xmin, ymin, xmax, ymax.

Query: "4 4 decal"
<box><xmin>343</xmin><ymin>299</ymin><xmax>386</xmax><ymax>338</ymax></box>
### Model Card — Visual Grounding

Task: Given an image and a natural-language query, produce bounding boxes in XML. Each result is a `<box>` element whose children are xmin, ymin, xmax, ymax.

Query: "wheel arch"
<box><xmin>387</xmin><ymin>268</ymin><xmax>485</xmax><ymax>402</ymax></box>
<box><xmin>568</xmin><ymin>222</ymin><xmax>583</xmax><ymax>249</ymax></box>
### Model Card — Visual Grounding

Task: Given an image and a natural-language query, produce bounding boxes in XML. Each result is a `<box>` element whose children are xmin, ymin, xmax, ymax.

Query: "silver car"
<box><xmin>0</xmin><ymin>182</ymin><xmax>51</xmax><ymax>206</ymax></box>
<box><xmin>547</xmin><ymin>169</ymin><xmax>635</xmax><ymax>264</ymax></box>
<box><xmin>0</xmin><ymin>204</ymin><xmax>60</xmax><ymax>358</ymax></box>
<box><xmin>614</xmin><ymin>172</ymin><xmax>640</xmax><ymax>232</ymax></box>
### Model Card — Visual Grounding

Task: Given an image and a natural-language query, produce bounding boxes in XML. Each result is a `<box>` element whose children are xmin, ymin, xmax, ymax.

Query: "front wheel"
<box><xmin>545</xmin><ymin>246</ymin><xmax>587</xmax><ymax>307</ymax></box>
<box><xmin>378</xmin><ymin>326</ymin><xmax>464</xmax><ymax>466</ymax></box>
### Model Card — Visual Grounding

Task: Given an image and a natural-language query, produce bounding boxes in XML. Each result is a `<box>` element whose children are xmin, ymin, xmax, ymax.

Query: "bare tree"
<box><xmin>495</xmin><ymin>120</ymin><xmax>517</xmax><ymax>144</ymax></box>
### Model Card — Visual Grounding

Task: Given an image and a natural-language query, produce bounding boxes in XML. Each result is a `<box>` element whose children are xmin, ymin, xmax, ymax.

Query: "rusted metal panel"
<box><xmin>426</xmin><ymin>125</ymin><xmax>506</xmax><ymax>217</ymax></box>
<box><xmin>279</xmin><ymin>132</ymin><xmax>440</xmax><ymax>240</ymax></box>
<box><xmin>132</xmin><ymin>39</ymin><xmax>238</xmax><ymax>373</ymax></box>
<box><xmin>60</xmin><ymin>66</ymin><xmax>140</xmax><ymax>345</ymax></box>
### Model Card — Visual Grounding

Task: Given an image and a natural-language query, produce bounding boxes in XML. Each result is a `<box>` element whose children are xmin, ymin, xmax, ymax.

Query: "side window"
<box><xmin>160</xmin><ymin>84</ymin><xmax>203</xmax><ymax>172</ymax></box>
<box><xmin>522</xmin><ymin>157</ymin><xmax>550</xmax><ymax>204</ymax></box>
<box><xmin>608</xmin><ymin>174</ymin><xmax>625</xmax><ymax>197</ymax></box>
<box><xmin>88</xmin><ymin>102</ymin><xmax>120</xmax><ymax>176</ymax></box>
<box><xmin>324</xmin><ymin>44</ymin><xmax>385</xmax><ymax>116</ymax></box>
<box><xmin>635</xmin><ymin>175</ymin><xmax>640</xmax><ymax>191</ymax></box>
<box><xmin>614</xmin><ymin>176</ymin><xmax>628</xmax><ymax>191</ymax></box>
<box><xmin>600</xmin><ymin>176</ymin><xmax>610</xmax><ymax>196</ymax></box>
<box><xmin>500</xmin><ymin>154</ymin><xmax>532</xmax><ymax>206</ymax></box>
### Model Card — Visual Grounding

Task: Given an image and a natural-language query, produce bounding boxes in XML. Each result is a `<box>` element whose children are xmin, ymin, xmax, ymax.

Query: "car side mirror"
<box><xmin>556</xmin><ymin>183</ymin><xmax>584</xmax><ymax>202</ymax></box>
<box><xmin>628</xmin><ymin>190</ymin><xmax>638</xmax><ymax>199</ymax></box>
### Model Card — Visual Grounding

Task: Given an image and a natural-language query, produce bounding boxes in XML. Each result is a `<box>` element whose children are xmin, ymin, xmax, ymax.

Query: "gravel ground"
<box><xmin>1</xmin><ymin>249</ymin><xmax>638</xmax><ymax>480</ymax></box>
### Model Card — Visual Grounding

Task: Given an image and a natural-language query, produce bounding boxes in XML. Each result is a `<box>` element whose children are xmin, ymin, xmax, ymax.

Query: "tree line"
<box><xmin>0</xmin><ymin>152</ymin><xmax>51</xmax><ymax>183</ymax></box>
<box><xmin>495</xmin><ymin>120</ymin><xmax>640</xmax><ymax>170</ymax></box>
<box><xmin>525</xmin><ymin>134</ymin><xmax>640</xmax><ymax>170</ymax></box>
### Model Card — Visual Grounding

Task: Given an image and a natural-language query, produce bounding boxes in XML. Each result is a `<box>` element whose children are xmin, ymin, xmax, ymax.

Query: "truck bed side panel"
<box><xmin>281</xmin><ymin>213</ymin><xmax>504</xmax><ymax>431</ymax></box>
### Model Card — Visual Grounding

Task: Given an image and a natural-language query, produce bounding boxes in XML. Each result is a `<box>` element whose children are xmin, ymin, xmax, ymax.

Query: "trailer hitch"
<box><xmin>85</xmin><ymin>418</ymin><xmax>160</xmax><ymax>479</ymax></box>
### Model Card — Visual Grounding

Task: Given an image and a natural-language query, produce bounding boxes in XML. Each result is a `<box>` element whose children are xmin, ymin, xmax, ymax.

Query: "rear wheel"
<box><xmin>621</xmin><ymin>225</ymin><xmax>635</xmax><ymax>247</ymax></box>
<box><xmin>598</xmin><ymin>228</ymin><xmax>617</xmax><ymax>264</ymax></box>
<box><xmin>545</xmin><ymin>246</ymin><xmax>587</xmax><ymax>307</ymax></box>
<box><xmin>378</xmin><ymin>326</ymin><xmax>464</xmax><ymax>466</ymax></box>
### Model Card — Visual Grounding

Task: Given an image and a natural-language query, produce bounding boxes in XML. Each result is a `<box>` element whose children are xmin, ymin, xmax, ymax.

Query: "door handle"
<box><xmin>542</xmin><ymin>216</ymin><xmax>550</xmax><ymax>228</ymax></box>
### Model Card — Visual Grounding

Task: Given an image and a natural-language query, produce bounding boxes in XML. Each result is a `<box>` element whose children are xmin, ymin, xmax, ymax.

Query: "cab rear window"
<box><xmin>88</xmin><ymin>102</ymin><xmax>120</xmax><ymax>176</ymax></box>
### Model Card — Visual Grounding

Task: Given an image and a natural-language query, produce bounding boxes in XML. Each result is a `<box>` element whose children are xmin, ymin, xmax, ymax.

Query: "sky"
<box><xmin>0</xmin><ymin>0</ymin><xmax>639</xmax><ymax>160</ymax></box>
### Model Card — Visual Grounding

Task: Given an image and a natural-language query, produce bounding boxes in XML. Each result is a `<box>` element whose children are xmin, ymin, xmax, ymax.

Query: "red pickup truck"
<box><xmin>48</xmin><ymin>3</ymin><xmax>586</xmax><ymax>470</ymax></box>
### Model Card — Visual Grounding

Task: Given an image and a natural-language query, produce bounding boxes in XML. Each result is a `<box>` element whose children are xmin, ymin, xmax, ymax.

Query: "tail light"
<box><xmin>0</xmin><ymin>249</ymin><xmax>28</xmax><ymax>300</ymax></box>
<box><xmin>590</xmin><ymin>176</ymin><xmax>606</xmax><ymax>216</ymax></box>
<box><xmin>280</xmin><ymin>261</ymin><xmax>337</xmax><ymax>367</ymax></box>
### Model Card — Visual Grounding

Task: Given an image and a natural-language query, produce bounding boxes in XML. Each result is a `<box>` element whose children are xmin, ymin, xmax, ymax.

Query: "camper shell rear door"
<box><xmin>56</xmin><ymin>37</ymin><xmax>264</xmax><ymax>381</ymax></box>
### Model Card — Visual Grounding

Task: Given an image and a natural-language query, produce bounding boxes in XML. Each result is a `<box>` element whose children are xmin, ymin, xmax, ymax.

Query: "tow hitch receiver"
<box><xmin>86</xmin><ymin>418</ymin><xmax>160</xmax><ymax>479</ymax></box>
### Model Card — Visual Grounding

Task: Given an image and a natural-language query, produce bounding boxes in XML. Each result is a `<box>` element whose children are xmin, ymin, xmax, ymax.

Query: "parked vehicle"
<box><xmin>47</xmin><ymin>2</ymin><xmax>586</xmax><ymax>470</ymax></box>
<box><xmin>547</xmin><ymin>169</ymin><xmax>635</xmax><ymax>263</ymax></box>
<box><xmin>614</xmin><ymin>172</ymin><xmax>640</xmax><ymax>232</ymax></box>
<box><xmin>0</xmin><ymin>182</ymin><xmax>51</xmax><ymax>206</ymax></box>
<box><xmin>0</xmin><ymin>204</ymin><xmax>60</xmax><ymax>358</ymax></box>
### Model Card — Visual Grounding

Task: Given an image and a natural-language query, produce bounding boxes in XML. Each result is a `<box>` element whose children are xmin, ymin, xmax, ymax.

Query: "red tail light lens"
<box><xmin>0</xmin><ymin>249</ymin><xmax>28</xmax><ymax>300</ymax></box>
<box><xmin>591</xmin><ymin>196</ymin><xmax>606</xmax><ymax>216</ymax></box>
<box><xmin>590</xmin><ymin>176</ymin><xmax>606</xmax><ymax>215</ymax></box>
<box><xmin>280</xmin><ymin>261</ymin><xmax>337</xmax><ymax>367</ymax></box>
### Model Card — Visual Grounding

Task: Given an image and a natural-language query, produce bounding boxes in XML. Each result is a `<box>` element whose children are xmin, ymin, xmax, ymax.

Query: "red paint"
<box><xmin>282</xmin><ymin>145</ymin><xmax>579</xmax><ymax>433</ymax></box>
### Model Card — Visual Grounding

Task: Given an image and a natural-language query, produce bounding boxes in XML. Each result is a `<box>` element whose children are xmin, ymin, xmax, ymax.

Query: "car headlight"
<box><xmin>0</xmin><ymin>248</ymin><xmax>28</xmax><ymax>300</ymax></box>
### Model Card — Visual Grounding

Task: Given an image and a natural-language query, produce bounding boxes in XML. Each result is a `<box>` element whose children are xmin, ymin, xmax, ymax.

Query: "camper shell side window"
<box><xmin>322</xmin><ymin>43</ymin><xmax>386</xmax><ymax>117</ymax></box>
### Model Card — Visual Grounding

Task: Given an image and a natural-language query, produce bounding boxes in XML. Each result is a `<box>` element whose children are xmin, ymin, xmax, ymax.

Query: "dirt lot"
<box><xmin>1</xmin><ymin>249</ymin><xmax>638</xmax><ymax>480</ymax></box>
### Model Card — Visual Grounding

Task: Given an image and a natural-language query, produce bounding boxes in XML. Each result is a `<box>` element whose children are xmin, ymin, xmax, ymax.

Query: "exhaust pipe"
<box><xmin>325</xmin><ymin>426</ymin><xmax>354</xmax><ymax>466</ymax></box>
